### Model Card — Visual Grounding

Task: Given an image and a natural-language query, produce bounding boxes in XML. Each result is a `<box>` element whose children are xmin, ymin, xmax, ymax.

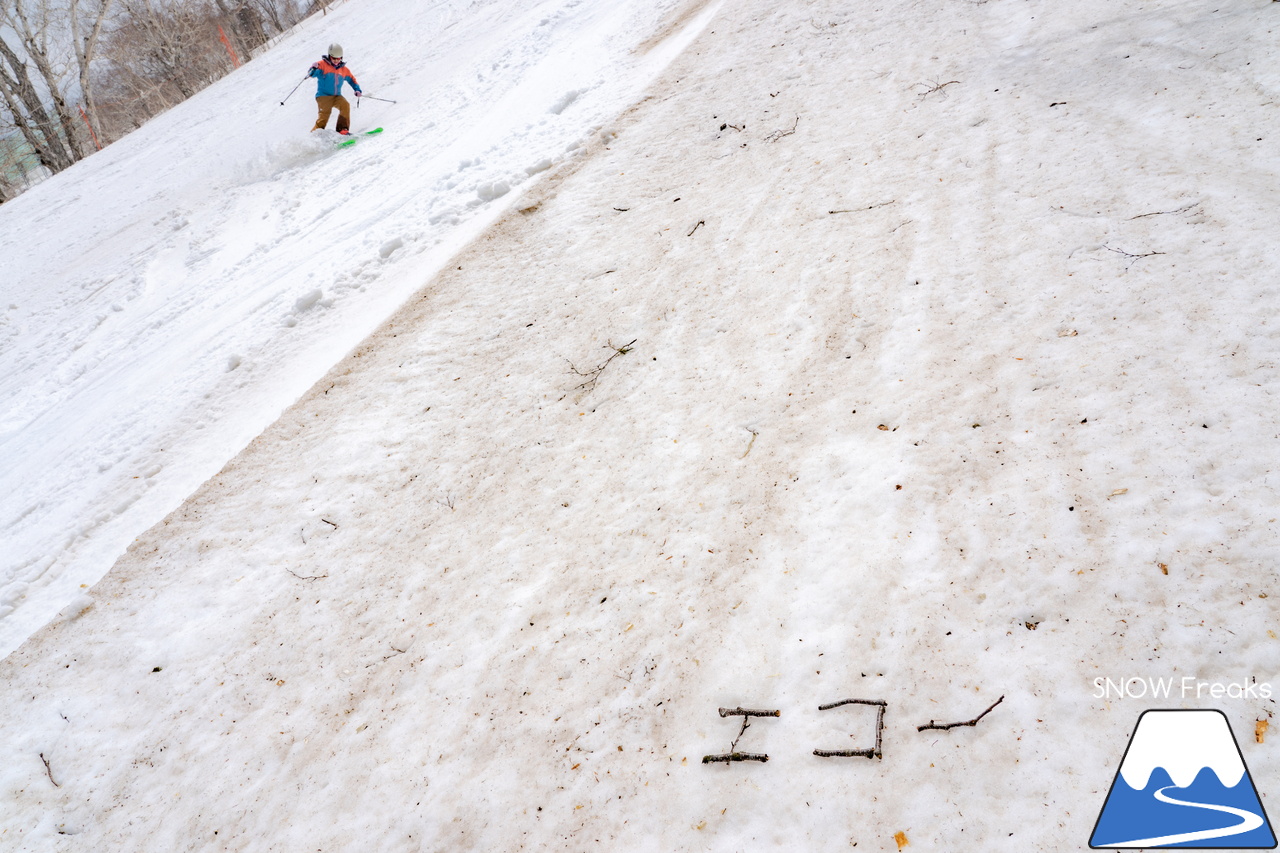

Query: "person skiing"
<box><xmin>309</xmin><ymin>44</ymin><xmax>362</xmax><ymax>135</ymax></box>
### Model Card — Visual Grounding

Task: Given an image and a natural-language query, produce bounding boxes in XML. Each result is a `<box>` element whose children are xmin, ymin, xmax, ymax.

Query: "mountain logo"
<box><xmin>1090</xmin><ymin>709</ymin><xmax>1276</xmax><ymax>849</ymax></box>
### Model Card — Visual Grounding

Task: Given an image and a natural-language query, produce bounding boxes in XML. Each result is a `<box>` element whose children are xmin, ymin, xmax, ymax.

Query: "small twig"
<box><xmin>687</xmin><ymin>219</ymin><xmax>705</xmax><ymax>237</ymax></box>
<box><xmin>702</xmin><ymin>752</ymin><xmax>769</xmax><ymax>764</ymax></box>
<box><xmin>1103</xmin><ymin>244</ymin><xmax>1166</xmax><ymax>261</ymax></box>
<box><xmin>287</xmin><ymin>569</ymin><xmax>328</xmax><ymax>581</ymax></box>
<box><xmin>815</xmin><ymin>699</ymin><xmax>886</xmax><ymax>759</ymax></box>
<box><xmin>321</xmin><ymin>518</ymin><xmax>338</xmax><ymax>528</ymax></box>
<box><xmin>1129</xmin><ymin>202</ymin><xmax>1200</xmax><ymax>220</ymax></box>
<box><xmin>564</xmin><ymin>339</ymin><xmax>638</xmax><ymax>397</ymax></box>
<box><xmin>819</xmin><ymin>699</ymin><xmax>886</xmax><ymax>711</ymax></box>
<box><xmin>764</xmin><ymin>115</ymin><xmax>800</xmax><ymax>142</ymax></box>
<box><xmin>704</xmin><ymin>713</ymin><xmax>775</xmax><ymax>764</ymax></box>
<box><xmin>917</xmin><ymin>695</ymin><xmax>1004</xmax><ymax>732</ymax></box>
<box><xmin>39</xmin><ymin>753</ymin><xmax>59</xmax><ymax>788</ymax></box>
<box><xmin>917</xmin><ymin>79</ymin><xmax>961</xmax><ymax>98</ymax></box>
<box><xmin>366</xmin><ymin>645</ymin><xmax>408</xmax><ymax>668</ymax></box>
<box><xmin>829</xmin><ymin>200</ymin><xmax>895</xmax><ymax>215</ymax></box>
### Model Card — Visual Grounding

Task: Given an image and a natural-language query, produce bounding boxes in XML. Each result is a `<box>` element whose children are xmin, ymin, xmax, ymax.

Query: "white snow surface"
<box><xmin>1118</xmin><ymin>710</ymin><xmax>1246</xmax><ymax>790</ymax></box>
<box><xmin>0</xmin><ymin>0</ymin><xmax>717</xmax><ymax>656</ymax></box>
<box><xmin>3</xmin><ymin>0</ymin><xmax>1280</xmax><ymax>849</ymax></box>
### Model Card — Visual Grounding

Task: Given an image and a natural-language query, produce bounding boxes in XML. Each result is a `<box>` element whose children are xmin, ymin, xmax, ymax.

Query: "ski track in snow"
<box><xmin>0</xmin><ymin>0</ymin><xmax>719</xmax><ymax>656</ymax></box>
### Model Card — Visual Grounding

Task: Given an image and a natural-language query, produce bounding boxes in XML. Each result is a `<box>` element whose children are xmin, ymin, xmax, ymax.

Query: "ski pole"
<box><xmin>280</xmin><ymin>76</ymin><xmax>307</xmax><ymax>106</ymax></box>
<box><xmin>360</xmin><ymin>94</ymin><xmax>397</xmax><ymax>104</ymax></box>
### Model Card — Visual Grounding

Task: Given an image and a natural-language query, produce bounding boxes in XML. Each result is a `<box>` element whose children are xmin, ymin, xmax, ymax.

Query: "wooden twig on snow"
<box><xmin>829</xmin><ymin>200</ymin><xmax>895</xmax><ymax>215</ymax></box>
<box><xmin>764</xmin><ymin>116</ymin><xmax>800</xmax><ymax>142</ymax></box>
<box><xmin>917</xmin><ymin>79</ymin><xmax>961</xmax><ymax>98</ymax></box>
<box><xmin>814</xmin><ymin>699</ymin><xmax>886</xmax><ymax>759</ymax></box>
<box><xmin>40</xmin><ymin>753</ymin><xmax>59</xmax><ymax>788</ymax></box>
<box><xmin>1103</xmin><ymin>244</ymin><xmax>1165</xmax><ymax>261</ymax></box>
<box><xmin>917</xmin><ymin>694</ymin><xmax>1004</xmax><ymax>732</ymax></box>
<box><xmin>565</xmin><ymin>339</ymin><xmax>637</xmax><ymax>396</ymax></box>
<box><xmin>702</xmin><ymin>751</ymin><xmax>769</xmax><ymax>764</ymax></box>
<box><xmin>1128</xmin><ymin>202</ymin><xmax>1200</xmax><ymax>220</ymax></box>
<box><xmin>704</xmin><ymin>709</ymin><xmax>778</xmax><ymax>765</ymax></box>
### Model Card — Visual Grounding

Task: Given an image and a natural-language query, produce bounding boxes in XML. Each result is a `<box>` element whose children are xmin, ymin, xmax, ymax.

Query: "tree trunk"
<box><xmin>0</xmin><ymin>34</ymin><xmax>75</xmax><ymax>172</ymax></box>
<box><xmin>71</xmin><ymin>0</ymin><xmax>118</xmax><ymax>146</ymax></box>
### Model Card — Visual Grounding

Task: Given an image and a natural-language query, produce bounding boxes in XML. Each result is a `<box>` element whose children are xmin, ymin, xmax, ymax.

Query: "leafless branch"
<box><xmin>917</xmin><ymin>694</ymin><xmax>1004</xmax><ymax>731</ymax></box>
<box><xmin>703</xmin><ymin>707</ymin><xmax>780</xmax><ymax>764</ymax></box>
<box><xmin>563</xmin><ymin>339</ymin><xmax>637</xmax><ymax>397</ymax></box>
<box><xmin>1103</xmin><ymin>244</ymin><xmax>1166</xmax><ymax>261</ymax></box>
<box><xmin>764</xmin><ymin>115</ymin><xmax>800</xmax><ymax>142</ymax></box>
<box><xmin>39</xmin><ymin>752</ymin><xmax>59</xmax><ymax>788</ymax></box>
<box><xmin>916</xmin><ymin>79</ymin><xmax>961</xmax><ymax>98</ymax></box>
<box><xmin>1129</xmin><ymin>202</ymin><xmax>1201</xmax><ymax>220</ymax></box>
<box><xmin>818</xmin><ymin>698</ymin><xmax>886</xmax><ymax>711</ymax></box>
<box><xmin>702</xmin><ymin>751</ymin><xmax>769</xmax><ymax>764</ymax></box>
<box><xmin>829</xmin><ymin>200</ymin><xmax>896</xmax><ymax>215</ymax></box>
<box><xmin>718</xmin><ymin>707</ymin><xmax>781</xmax><ymax>718</ymax></box>
<box><xmin>815</xmin><ymin>699</ymin><xmax>886</xmax><ymax>759</ymax></box>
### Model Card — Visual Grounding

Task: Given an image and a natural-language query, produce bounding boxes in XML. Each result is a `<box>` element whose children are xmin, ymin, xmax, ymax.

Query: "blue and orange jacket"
<box><xmin>309</xmin><ymin>57</ymin><xmax>361</xmax><ymax>98</ymax></box>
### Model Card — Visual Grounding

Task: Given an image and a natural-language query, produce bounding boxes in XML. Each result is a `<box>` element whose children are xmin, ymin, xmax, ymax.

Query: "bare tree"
<box><xmin>0</xmin><ymin>28</ymin><xmax>76</xmax><ymax>173</ymax></box>
<box><xmin>0</xmin><ymin>0</ymin><xmax>88</xmax><ymax>169</ymax></box>
<box><xmin>247</xmin><ymin>0</ymin><xmax>298</xmax><ymax>34</ymax></box>
<box><xmin>69</xmin><ymin>0</ymin><xmax>117</xmax><ymax>145</ymax></box>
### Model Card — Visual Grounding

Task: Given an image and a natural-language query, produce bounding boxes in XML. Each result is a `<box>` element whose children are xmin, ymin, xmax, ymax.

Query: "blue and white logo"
<box><xmin>1091</xmin><ymin>709</ymin><xmax>1276</xmax><ymax>848</ymax></box>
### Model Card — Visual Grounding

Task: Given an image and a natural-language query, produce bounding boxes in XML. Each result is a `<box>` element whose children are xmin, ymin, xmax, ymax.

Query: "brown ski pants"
<box><xmin>313</xmin><ymin>95</ymin><xmax>351</xmax><ymax>133</ymax></box>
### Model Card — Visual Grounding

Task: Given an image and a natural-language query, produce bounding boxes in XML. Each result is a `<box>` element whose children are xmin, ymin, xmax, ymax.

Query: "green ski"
<box><xmin>337</xmin><ymin>127</ymin><xmax>383</xmax><ymax>148</ymax></box>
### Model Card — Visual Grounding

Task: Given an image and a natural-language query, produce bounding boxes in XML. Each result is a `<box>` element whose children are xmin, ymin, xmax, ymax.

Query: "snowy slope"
<box><xmin>0</xmin><ymin>0</ymin><xmax>718</xmax><ymax>656</ymax></box>
<box><xmin>3</xmin><ymin>0</ymin><xmax>1280</xmax><ymax>850</ymax></box>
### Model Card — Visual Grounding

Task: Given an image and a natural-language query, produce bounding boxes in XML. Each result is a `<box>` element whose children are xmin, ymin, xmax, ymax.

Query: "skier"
<box><xmin>309</xmin><ymin>44</ymin><xmax>362</xmax><ymax>135</ymax></box>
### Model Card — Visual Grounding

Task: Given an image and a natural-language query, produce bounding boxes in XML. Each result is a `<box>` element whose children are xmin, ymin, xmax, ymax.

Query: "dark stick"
<box><xmin>718</xmin><ymin>707</ymin><xmax>781</xmax><ymax>718</ymax></box>
<box><xmin>917</xmin><ymin>695</ymin><xmax>1004</xmax><ymax>732</ymax></box>
<box><xmin>765</xmin><ymin>115</ymin><xmax>800</xmax><ymax>142</ymax></box>
<box><xmin>1102</xmin><ymin>245</ymin><xmax>1165</xmax><ymax>260</ymax></box>
<box><xmin>702</xmin><ymin>752</ymin><xmax>769</xmax><ymax>764</ymax></box>
<box><xmin>687</xmin><ymin>220</ymin><xmax>705</xmax><ymax>237</ymax></box>
<box><xmin>1129</xmin><ymin>202</ymin><xmax>1200</xmax><ymax>220</ymax></box>
<box><xmin>818</xmin><ymin>699</ymin><xmax>886</xmax><ymax>711</ymax></box>
<box><xmin>39</xmin><ymin>753</ymin><xmax>59</xmax><ymax>788</ymax></box>
<box><xmin>828</xmin><ymin>201</ymin><xmax>895</xmax><ymax>215</ymax></box>
<box><xmin>815</xmin><ymin>699</ymin><xmax>886</xmax><ymax>758</ymax></box>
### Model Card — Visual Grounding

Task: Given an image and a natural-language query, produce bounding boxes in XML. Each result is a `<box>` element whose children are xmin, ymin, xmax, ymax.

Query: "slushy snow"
<box><xmin>2</xmin><ymin>0</ymin><xmax>1278</xmax><ymax>849</ymax></box>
